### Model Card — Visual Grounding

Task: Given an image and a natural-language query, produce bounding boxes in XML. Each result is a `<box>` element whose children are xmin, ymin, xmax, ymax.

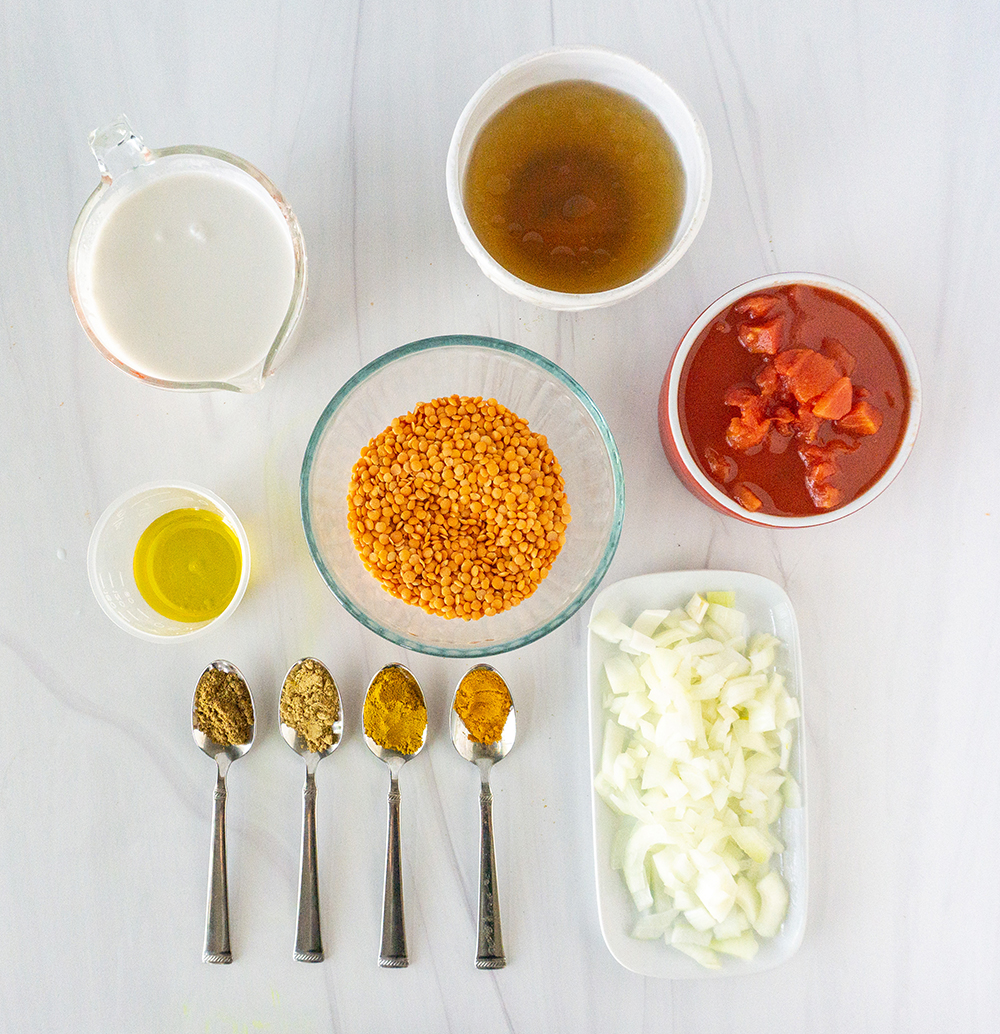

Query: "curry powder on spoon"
<box><xmin>454</xmin><ymin>666</ymin><xmax>512</xmax><ymax>744</ymax></box>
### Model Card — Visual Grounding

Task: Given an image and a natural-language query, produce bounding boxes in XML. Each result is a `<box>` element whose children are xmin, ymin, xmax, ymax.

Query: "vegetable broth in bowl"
<box><xmin>462</xmin><ymin>79</ymin><xmax>686</xmax><ymax>295</ymax></box>
<box><xmin>447</xmin><ymin>47</ymin><xmax>712</xmax><ymax>311</ymax></box>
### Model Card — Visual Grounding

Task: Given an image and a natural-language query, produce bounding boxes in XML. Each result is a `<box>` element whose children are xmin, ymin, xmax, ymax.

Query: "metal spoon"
<box><xmin>191</xmin><ymin>660</ymin><xmax>255</xmax><ymax>964</ymax></box>
<box><xmin>279</xmin><ymin>657</ymin><xmax>344</xmax><ymax>963</ymax></box>
<box><xmin>450</xmin><ymin>663</ymin><xmax>516</xmax><ymax>969</ymax></box>
<box><xmin>362</xmin><ymin>663</ymin><xmax>427</xmax><ymax>968</ymax></box>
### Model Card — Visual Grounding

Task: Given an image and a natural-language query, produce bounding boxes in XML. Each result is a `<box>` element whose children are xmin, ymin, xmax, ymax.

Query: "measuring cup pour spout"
<box><xmin>89</xmin><ymin>115</ymin><xmax>152</xmax><ymax>183</ymax></box>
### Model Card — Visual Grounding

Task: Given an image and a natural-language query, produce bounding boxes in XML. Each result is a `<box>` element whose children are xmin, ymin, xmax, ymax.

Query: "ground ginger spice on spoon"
<box><xmin>454</xmin><ymin>666</ymin><xmax>513</xmax><ymax>744</ymax></box>
<box><xmin>363</xmin><ymin>665</ymin><xmax>427</xmax><ymax>755</ymax></box>
<box><xmin>280</xmin><ymin>658</ymin><xmax>341</xmax><ymax>754</ymax></box>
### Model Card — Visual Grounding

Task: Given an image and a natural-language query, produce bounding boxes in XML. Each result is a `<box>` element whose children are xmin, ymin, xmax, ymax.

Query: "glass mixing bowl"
<box><xmin>301</xmin><ymin>335</ymin><xmax>624</xmax><ymax>656</ymax></box>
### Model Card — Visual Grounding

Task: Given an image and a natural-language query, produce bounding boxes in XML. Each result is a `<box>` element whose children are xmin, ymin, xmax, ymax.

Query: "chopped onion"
<box><xmin>592</xmin><ymin>593</ymin><xmax>800</xmax><ymax>968</ymax></box>
<box><xmin>752</xmin><ymin>870</ymin><xmax>790</xmax><ymax>938</ymax></box>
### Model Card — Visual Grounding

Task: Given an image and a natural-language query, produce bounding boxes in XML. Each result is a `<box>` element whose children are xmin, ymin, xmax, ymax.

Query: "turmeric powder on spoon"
<box><xmin>363</xmin><ymin>665</ymin><xmax>427</xmax><ymax>756</ymax></box>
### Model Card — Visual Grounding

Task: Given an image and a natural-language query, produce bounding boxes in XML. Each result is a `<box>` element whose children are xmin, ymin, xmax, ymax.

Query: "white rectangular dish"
<box><xmin>587</xmin><ymin>569</ymin><xmax>807</xmax><ymax>978</ymax></box>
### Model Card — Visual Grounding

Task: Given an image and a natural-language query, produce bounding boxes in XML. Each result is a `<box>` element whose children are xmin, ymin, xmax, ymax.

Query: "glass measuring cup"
<box><xmin>68</xmin><ymin>116</ymin><xmax>307</xmax><ymax>392</ymax></box>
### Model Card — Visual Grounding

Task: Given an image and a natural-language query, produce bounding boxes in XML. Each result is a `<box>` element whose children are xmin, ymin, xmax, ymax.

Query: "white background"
<box><xmin>1</xmin><ymin>1</ymin><xmax>997</xmax><ymax>1031</ymax></box>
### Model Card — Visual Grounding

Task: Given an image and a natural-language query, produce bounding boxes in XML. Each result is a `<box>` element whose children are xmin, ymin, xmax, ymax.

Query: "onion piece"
<box><xmin>714</xmin><ymin>929</ymin><xmax>760</xmax><ymax>959</ymax></box>
<box><xmin>632</xmin><ymin>909</ymin><xmax>679</xmax><ymax>940</ymax></box>
<box><xmin>752</xmin><ymin>870</ymin><xmax>790</xmax><ymax>938</ymax></box>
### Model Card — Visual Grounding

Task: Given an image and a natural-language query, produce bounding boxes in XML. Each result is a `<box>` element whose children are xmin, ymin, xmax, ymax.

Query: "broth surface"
<box><xmin>464</xmin><ymin>80</ymin><xmax>685</xmax><ymax>293</ymax></box>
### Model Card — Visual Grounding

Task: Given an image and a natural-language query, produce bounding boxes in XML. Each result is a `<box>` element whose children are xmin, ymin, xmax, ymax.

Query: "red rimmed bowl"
<box><xmin>658</xmin><ymin>273</ymin><xmax>921</xmax><ymax>527</ymax></box>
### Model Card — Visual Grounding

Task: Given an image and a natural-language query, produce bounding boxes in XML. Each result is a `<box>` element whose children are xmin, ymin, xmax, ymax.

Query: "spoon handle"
<box><xmin>379</xmin><ymin>772</ymin><xmax>407</xmax><ymax>967</ymax></box>
<box><xmin>477</xmin><ymin>776</ymin><xmax>505</xmax><ymax>968</ymax></box>
<box><xmin>294</xmin><ymin>768</ymin><xmax>324</xmax><ymax>962</ymax></box>
<box><xmin>204</xmin><ymin>766</ymin><xmax>232</xmax><ymax>963</ymax></box>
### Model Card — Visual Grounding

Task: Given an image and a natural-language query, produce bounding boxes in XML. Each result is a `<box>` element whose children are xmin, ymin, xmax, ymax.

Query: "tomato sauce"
<box><xmin>678</xmin><ymin>284</ymin><xmax>911</xmax><ymax>517</ymax></box>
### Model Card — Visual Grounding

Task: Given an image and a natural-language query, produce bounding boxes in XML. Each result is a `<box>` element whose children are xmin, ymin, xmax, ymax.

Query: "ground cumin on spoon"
<box><xmin>194</xmin><ymin>666</ymin><xmax>254</xmax><ymax>746</ymax></box>
<box><xmin>454</xmin><ymin>666</ymin><xmax>512</xmax><ymax>744</ymax></box>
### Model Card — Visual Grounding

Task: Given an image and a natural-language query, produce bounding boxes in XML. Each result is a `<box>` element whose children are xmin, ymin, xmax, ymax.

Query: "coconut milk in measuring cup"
<box><xmin>68</xmin><ymin>117</ymin><xmax>307</xmax><ymax>392</ymax></box>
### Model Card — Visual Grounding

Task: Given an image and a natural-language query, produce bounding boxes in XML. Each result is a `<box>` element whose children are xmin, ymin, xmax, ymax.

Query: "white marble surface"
<box><xmin>1</xmin><ymin>1</ymin><xmax>998</xmax><ymax>1030</ymax></box>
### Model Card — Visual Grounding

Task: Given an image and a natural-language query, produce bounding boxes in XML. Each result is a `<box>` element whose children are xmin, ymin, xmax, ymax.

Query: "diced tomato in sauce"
<box><xmin>705</xmin><ymin>447</ymin><xmax>738</xmax><ymax>484</ymax></box>
<box><xmin>780</xmin><ymin>349</ymin><xmax>842</xmax><ymax>404</ymax></box>
<box><xmin>792</xmin><ymin>408</ymin><xmax>823</xmax><ymax>445</ymax></box>
<box><xmin>677</xmin><ymin>285</ymin><xmax>911</xmax><ymax>516</ymax></box>
<box><xmin>820</xmin><ymin>338</ymin><xmax>857</xmax><ymax>376</ymax></box>
<box><xmin>734</xmin><ymin>294</ymin><xmax>777</xmax><ymax>319</ymax></box>
<box><xmin>755</xmin><ymin>364</ymin><xmax>781</xmax><ymax>394</ymax></box>
<box><xmin>727</xmin><ymin>413</ymin><xmax>771</xmax><ymax>451</ymax></box>
<box><xmin>838</xmin><ymin>399</ymin><xmax>884</xmax><ymax>435</ymax></box>
<box><xmin>737</xmin><ymin>316</ymin><xmax>784</xmax><ymax>355</ymax></box>
<box><xmin>732</xmin><ymin>483</ymin><xmax>764</xmax><ymax>511</ymax></box>
<box><xmin>811</xmin><ymin>376</ymin><xmax>853</xmax><ymax>420</ymax></box>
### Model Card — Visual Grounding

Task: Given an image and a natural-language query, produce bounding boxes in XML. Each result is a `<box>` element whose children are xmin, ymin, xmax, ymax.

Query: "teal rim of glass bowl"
<box><xmin>299</xmin><ymin>334</ymin><xmax>625</xmax><ymax>657</ymax></box>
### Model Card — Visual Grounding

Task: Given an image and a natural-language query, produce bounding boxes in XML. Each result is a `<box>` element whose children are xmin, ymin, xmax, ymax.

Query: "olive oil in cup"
<box><xmin>87</xmin><ymin>482</ymin><xmax>251</xmax><ymax>640</ymax></box>
<box><xmin>447</xmin><ymin>47</ymin><xmax>712</xmax><ymax>311</ymax></box>
<box><xmin>133</xmin><ymin>508</ymin><xmax>243</xmax><ymax>622</ymax></box>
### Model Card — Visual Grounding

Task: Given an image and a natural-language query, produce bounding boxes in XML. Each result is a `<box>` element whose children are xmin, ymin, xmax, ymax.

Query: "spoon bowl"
<box><xmin>280</xmin><ymin>658</ymin><xmax>343</xmax><ymax>963</ymax></box>
<box><xmin>363</xmin><ymin>663</ymin><xmax>427</xmax><ymax>968</ymax></box>
<box><xmin>192</xmin><ymin>659</ymin><xmax>256</xmax><ymax>761</ymax></box>
<box><xmin>449</xmin><ymin>686</ymin><xmax>516</xmax><ymax>767</ymax></box>
<box><xmin>192</xmin><ymin>660</ymin><xmax>255</xmax><ymax>964</ymax></box>
<box><xmin>450</xmin><ymin>663</ymin><xmax>516</xmax><ymax>969</ymax></box>
<box><xmin>280</xmin><ymin>657</ymin><xmax>344</xmax><ymax>759</ymax></box>
<box><xmin>362</xmin><ymin>665</ymin><xmax>428</xmax><ymax>766</ymax></box>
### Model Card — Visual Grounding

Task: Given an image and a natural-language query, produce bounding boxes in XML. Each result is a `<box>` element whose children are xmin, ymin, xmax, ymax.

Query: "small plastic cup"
<box><xmin>446</xmin><ymin>46</ymin><xmax>712</xmax><ymax>311</ymax></box>
<box><xmin>87</xmin><ymin>482</ymin><xmax>251</xmax><ymax>641</ymax></box>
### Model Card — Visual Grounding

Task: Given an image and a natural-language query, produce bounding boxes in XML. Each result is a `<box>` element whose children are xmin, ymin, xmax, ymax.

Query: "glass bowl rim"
<box><xmin>299</xmin><ymin>333</ymin><xmax>625</xmax><ymax>656</ymax></box>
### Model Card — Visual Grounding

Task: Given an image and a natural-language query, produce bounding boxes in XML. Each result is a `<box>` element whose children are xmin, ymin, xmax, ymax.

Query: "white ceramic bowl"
<box><xmin>87</xmin><ymin>482</ymin><xmax>251</xmax><ymax>641</ymax></box>
<box><xmin>446</xmin><ymin>47</ymin><xmax>712</xmax><ymax>311</ymax></box>
<box><xmin>300</xmin><ymin>335</ymin><xmax>624</xmax><ymax>657</ymax></box>
<box><xmin>658</xmin><ymin>272</ymin><xmax>922</xmax><ymax>527</ymax></box>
